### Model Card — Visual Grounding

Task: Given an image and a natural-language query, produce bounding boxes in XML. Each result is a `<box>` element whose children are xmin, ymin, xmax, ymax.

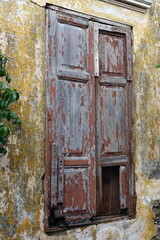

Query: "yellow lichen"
<box><xmin>0</xmin><ymin>0</ymin><xmax>160</xmax><ymax>239</ymax></box>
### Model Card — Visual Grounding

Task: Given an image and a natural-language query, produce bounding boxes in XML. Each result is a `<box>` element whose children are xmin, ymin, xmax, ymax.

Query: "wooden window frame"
<box><xmin>44</xmin><ymin>4</ymin><xmax>136</xmax><ymax>233</ymax></box>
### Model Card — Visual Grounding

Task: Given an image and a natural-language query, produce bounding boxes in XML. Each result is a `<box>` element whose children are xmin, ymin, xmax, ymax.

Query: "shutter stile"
<box><xmin>119</xmin><ymin>166</ymin><xmax>128</xmax><ymax>210</ymax></box>
<box><xmin>50</xmin><ymin>143</ymin><xmax>58</xmax><ymax>209</ymax></box>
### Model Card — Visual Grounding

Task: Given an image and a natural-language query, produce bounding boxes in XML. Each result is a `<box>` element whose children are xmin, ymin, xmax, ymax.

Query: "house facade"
<box><xmin>0</xmin><ymin>0</ymin><xmax>160</xmax><ymax>239</ymax></box>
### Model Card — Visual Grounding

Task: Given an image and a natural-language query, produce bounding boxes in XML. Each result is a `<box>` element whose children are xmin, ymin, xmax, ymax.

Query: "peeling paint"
<box><xmin>0</xmin><ymin>0</ymin><xmax>160</xmax><ymax>239</ymax></box>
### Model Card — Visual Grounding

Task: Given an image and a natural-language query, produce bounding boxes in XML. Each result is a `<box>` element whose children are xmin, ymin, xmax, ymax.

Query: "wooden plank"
<box><xmin>64</xmin><ymin>157</ymin><xmax>89</xmax><ymax>167</ymax></box>
<box><xmin>56</xmin><ymin>21</ymin><xmax>88</xmax><ymax>74</ymax></box>
<box><xmin>45</xmin><ymin>8</ymin><xmax>56</xmax><ymax>231</ymax></box>
<box><xmin>128</xmin><ymin>82</ymin><xmax>136</xmax><ymax>216</ymax></box>
<box><xmin>101</xmin><ymin>155</ymin><xmax>128</xmax><ymax>166</ymax></box>
<box><xmin>119</xmin><ymin>166</ymin><xmax>128</xmax><ymax>209</ymax></box>
<box><xmin>93</xmin><ymin>22</ymin><xmax>99</xmax><ymax>76</ymax></box>
<box><xmin>56</xmin><ymin>80</ymin><xmax>89</xmax><ymax>154</ymax></box>
<box><xmin>99</xmin><ymin>76</ymin><xmax>126</xmax><ymax>86</ymax></box>
<box><xmin>100</xmin><ymin>86</ymin><xmax>126</xmax><ymax>154</ymax></box>
<box><xmin>65</xmin><ymin>214</ymin><xmax>91</xmax><ymax>226</ymax></box>
<box><xmin>126</xmin><ymin>31</ymin><xmax>133</xmax><ymax>81</ymax></box>
<box><xmin>57</xmin><ymin>68</ymin><xmax>90</xmax><ymax>82</ymax></box>
<box><xmin>57</xmin><ymin>14</ymin><xmax>89</xmax><ymax>28</ymax></box>
<box><xmin>63</xmin><ymin>167</ymin><xmax>89</xmax><ymax>213</ymax></box>
<box><xmin>64</xmin><ymin>160</ymin><xmax>89</xmax><ymax>167</ymax></box>
<box><xmin>50</xmin><ymin>143</ymin><xmax>58</xmax><ymax>208</ymax></box>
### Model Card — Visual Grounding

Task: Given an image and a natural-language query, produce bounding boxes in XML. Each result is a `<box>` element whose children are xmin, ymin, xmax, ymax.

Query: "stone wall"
<box><xmin>0</xmin><ymin>0</ymin><xmax>160</xmax><ymax>239</ymax></box>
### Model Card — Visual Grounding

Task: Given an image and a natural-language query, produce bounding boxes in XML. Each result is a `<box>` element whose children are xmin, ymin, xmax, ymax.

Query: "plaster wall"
<box><xmin>0</xmin><ymin>0</ymin><xmax>160</xmax><ymax>239</ymax></box>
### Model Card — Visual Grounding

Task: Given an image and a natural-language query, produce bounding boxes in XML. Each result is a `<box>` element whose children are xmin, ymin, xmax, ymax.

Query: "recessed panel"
<box><xmin>57</xmin><ymin>80</ymin><xmax>89</xmax><ymax>154</ymax></box>
<box><xmin>101</xmin><ymin>86</ymin><xmax>126</xmax><ymax>154</ymax></box>
<box><xmin>57</xmin><ymin>22</ymin><xmax>87</xmax><ymax>71</ymax></box>
<box><xmin>99</xmin><ymin>33</ymin><xmax>125</xmax><ymax>76</ymax></box>
<box><xmin>64</xmin><ymin>167</ymin><xmax>88</xmax><ymax>213</ymax></box>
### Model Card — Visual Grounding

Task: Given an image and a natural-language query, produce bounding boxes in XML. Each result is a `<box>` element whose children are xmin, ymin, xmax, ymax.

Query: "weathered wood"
<box><xmin>50</xmin><ymin>144</ymin><xmax>58</xmax><ymax>208</ymax></box>
<box><xmin>64</xmin><ymin>156</ymin><xmax>89</xmax><ymax>167</ymax></box>
<box><xmin>65</xmin><ymin>213</ymin><xmax>91</xmax><ymax>226</ymax></box>
<box><xmin>57</xmin><ymin>80</ymin><xmax>89</xmax><ymax>154</ymax></box>
<box><xmin>93</xmin><ymin>22</ymin><xmax>99</xmax><ymax>76</ymax></box>
<box><xmin>56</xmin><ymin>20</ymin><xmax>88</xmax><ymax>74</ymax></box>
<box><xmin>63</xmin><ymin>167</ymin><xmax>88</xmax><ymax>213</ymax></box>
<box><xmin>57</xmin><ymin>68</ymin><xmax>90</xmax><ymax>82</ymax></box>
<box><xmin>45</xmin><ymin>8</ymin><xmax>96</xmax><ymax>229</ymax></box>
<box><xmin>98</xmin><ymin>76</ymin><xmax>127</xmax><ymax>86</ymax></box>
<box><xmin>57</xmin><ymin>14</ymin><xmax>89</xmax><ymax>28</ymax></box>
<box><xmin>119</xmin><ymin>166</ymin><xmax>128</xmax><ymax>209</ymax></box>
<box><xmin>96</xmin><ymin>24</ymin><xmax>133</xmax><ymax>216</ymax></box>
<box><xmin>99</xmin><ymin>33</ymin><xmax>125</xmax><ymax>76</ymax></box>
<box><xmin>101</xmin><ymin>155</ymin><xmax>128</xmax><ymax>166</ymax></box>
<box><xmin>45</xmin><ymin>6</ymin><xmax>134</xmax><ymax>232</ymax></box>
<box><xmin>100</xmin><ymin>86</ymin><xmax>126</xmax><ymax>153</ymax></box>
<box><xmin>128</xmin><ymin>81</ymin><xmax>136</xmax><ymax>216</ymax></box>
<box><xmin>57</xmin><ymin>155</ymin><xmax>64</xmax><ymax>203</ymax></box>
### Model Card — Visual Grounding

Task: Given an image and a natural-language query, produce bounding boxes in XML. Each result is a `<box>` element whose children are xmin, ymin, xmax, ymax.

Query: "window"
<box><xmin>45</xmin><ymin>5</ymin><xmax>135</xmax><ymax>232</ymax></box>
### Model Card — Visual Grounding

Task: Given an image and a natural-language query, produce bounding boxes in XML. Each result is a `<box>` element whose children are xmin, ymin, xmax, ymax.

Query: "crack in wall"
<box><xmin>30</xmin><ymin>0</ymin><xmax>46</xmax><ymax>7</ymax></box>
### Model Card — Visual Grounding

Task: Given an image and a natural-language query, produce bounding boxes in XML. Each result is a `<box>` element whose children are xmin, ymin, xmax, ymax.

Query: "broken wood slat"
<box><xmin>119</xmin><ymin>166</ymin><xmax>128</xmax><ymax>209</ymax></box>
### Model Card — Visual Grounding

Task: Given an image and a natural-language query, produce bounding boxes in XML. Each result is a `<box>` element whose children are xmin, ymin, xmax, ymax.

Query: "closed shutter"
<box><xmin>45</xmin><ymin>7</ymin><xmax>135</xmax><ymax>232</ymax></box>
<box><xmin>94</xmin><ymin>23</ymin><xmax>134</xmax><ymax>216</ymax></box>
<box><xmin>45</xmin><ymin>9</ymin><xmax>96</xmax><ymax>229</ymax></box>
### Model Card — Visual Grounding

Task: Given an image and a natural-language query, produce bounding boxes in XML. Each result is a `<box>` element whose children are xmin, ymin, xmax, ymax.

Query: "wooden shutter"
<box><xmin>45</xmin><ymin>9</ymin><xmax>96</xmax><ymax>230</ymax></box>
<box><xmin>94</xmin><ymin>23</ymin><xmax>134</xmax><ymax>216</ymax></box>
<box><xmin>45</xmin><ymin>7</ymin><xmax>135</xmax><ymax>232</ymax></box>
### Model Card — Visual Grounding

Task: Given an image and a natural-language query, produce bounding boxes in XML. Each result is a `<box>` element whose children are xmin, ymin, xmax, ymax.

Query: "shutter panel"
<box><xmin>46</xmin><ymin>9</ymin><xmax>96</xmax><ymax>229</ymax></box>
<box><xmin>95</xmin><ymin>23</ymin><xmax>133</xmax><ymax>215</ymax></box>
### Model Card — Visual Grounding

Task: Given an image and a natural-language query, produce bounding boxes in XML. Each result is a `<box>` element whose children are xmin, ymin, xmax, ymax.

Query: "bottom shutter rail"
<box><xmin>64</xmin><ymin>214</ymin><xmax>91</xmax><ymax>226</ymax></box>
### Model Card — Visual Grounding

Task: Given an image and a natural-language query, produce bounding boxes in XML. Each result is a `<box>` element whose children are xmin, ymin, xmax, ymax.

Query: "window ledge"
<box><xmin>99</xmin><ymin>0</ymin><xmax>153</xmax><ymax>13</ymax></box>
<box><xmin>44</xmin><ymin>215</ymin><xmax>135</xmax><ymax>233</ymax></box>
